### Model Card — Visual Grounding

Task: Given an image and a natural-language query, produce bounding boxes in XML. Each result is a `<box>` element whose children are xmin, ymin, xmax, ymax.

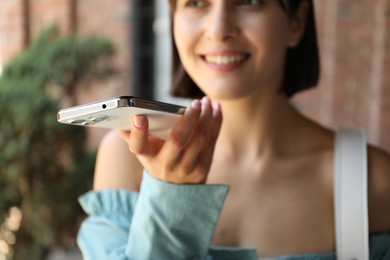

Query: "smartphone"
<box><xmin>57</xmin><ymin>96</ymin><xmax>186</xmax><ymax>138</ymax></box>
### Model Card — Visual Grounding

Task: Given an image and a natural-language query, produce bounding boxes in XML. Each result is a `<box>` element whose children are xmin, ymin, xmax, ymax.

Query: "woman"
<box><xmin>77</xmin><ymin>0</ymin><xmax>390</xmax><ymax>259</ymax></box>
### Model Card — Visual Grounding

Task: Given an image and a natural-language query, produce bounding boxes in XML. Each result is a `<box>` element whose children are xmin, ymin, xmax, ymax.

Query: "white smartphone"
<box><xmin>57</xmin><ymin>96</ymin><xmax>186</xmax><ymax>139</ymax></box>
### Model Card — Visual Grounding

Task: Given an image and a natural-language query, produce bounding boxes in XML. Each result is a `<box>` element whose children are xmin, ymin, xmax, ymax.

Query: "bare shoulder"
<box><xmin>367</xmin><ymin>144</ymin><xmax>390</xmax><ymax>233</ymax></box>
<box><xmin>93</xmin><ymin>130</ymin><xmax>143</xmax><ymax>192</ymax></box>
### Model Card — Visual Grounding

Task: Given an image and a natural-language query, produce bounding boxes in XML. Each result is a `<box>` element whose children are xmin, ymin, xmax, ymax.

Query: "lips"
<box><xmin>200</xmin><ymin>52</ymin><xmax>250</xmax><ymax>72</ymax></box>
<box><xmin>204</xmin><ymin>54</ymin><xmax>248</xmax><ymax>65</ymax></box>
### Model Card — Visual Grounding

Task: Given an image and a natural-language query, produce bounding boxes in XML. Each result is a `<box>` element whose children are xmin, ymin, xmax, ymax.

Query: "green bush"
<box><xmin>0</xmin><ymin>26</ymin><xmax>116</xmax><ymax>260</ymax></box>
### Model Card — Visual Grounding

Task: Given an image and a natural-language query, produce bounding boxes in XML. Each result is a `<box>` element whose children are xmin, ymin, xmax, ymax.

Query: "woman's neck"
<box><xmin>216</xmin><ymin>92</ymin><xmax>306</xmax><ymax>162</ymax></box>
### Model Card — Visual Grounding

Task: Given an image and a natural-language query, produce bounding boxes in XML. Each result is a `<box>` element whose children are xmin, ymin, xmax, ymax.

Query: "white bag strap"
<box><xmin>334</xmin><ymin>128</ymin><xmax>369</xmax><ymax>260</ymax></box>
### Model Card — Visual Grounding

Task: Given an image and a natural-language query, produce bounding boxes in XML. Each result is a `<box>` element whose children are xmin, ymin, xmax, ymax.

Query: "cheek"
<box><xmin>173</xmin><ymin>22</ymin><xmax>185</xmax><ymax>59</ymax></box>
<box><xmin>173</xmin><ymin>15</ymin><xmax>195</xmax><ymax>58</ymax></box>
<box><xmin>173</xmin><ymin>19</ymin><xmax>201</xmax><ymax>80</ymax></box>
<box><xmin>259</xmin><ymin>16</ymin><xmax>290</xmax><ymax>48</ymax></box>
<box><xmin>257</xmin><ymin>8</ymin><xmax>290</xmax><ymax>40</ymax></box>
<box><xmin>249</xmin><ymin>16</ymin><xmax>290</xmax><ymax>62</ymax></box>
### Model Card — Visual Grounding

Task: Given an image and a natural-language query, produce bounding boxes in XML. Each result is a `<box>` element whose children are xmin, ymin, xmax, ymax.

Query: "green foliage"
<box><xmin>0</xmin><ymin>26</ymin><xmax>116</xmax><ymax>260</ymax></box>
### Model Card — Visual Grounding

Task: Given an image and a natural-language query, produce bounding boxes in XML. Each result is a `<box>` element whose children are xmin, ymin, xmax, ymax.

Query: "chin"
<box><xmin>201</xmin><ymin>88</ymin><xmax>251</xmax><ymax>101</ymax></box>
<box><xmin>200</xmin><ymin>80</ymin><xmax>251</xmax><ymax>96</ymax></box>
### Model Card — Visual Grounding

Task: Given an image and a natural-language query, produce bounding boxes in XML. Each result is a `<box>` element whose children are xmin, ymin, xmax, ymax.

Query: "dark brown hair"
<box><xmin>169</xmin><ymin>0</ymin><xmax>320</xmax><ymax>99</ymax></box>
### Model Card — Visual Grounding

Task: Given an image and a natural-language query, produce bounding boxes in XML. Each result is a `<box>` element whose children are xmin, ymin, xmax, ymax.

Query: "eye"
<box><xmin>184</xmin><ymin>0</ymin><xmax>208</xmax><ymax>8</ymax></box>
<box><xmin>235</xmin><ymin>0</ymin><xmax>265</xmax><ymax>6</ymax></box>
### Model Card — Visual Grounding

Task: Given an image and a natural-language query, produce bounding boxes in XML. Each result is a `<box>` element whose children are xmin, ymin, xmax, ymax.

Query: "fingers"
<box><xmin>177</xmin><ymin>97</ymin><xmax>214</xmax><ymax>174</ymax></box>
<box><xmin>159</xmin><ymin>97</ymin><xmax>222</xmax><ymax>184</ymax></box>
<box><xmin>128</xmin><ymin>115</ymin><xmax>149</xmax><ymax>154</ymax></box>
<box><xmin>160</xmin><ymin>99</ymin><xmax>202</xmax><ymax>169</ymax></box>
<box><xmin>170</xmin><ymin>99</ymin><xmax>202</xmax><ymax>146</ymax></box>
<box><xmin>123</xmin><ymin>96</ymin><xmax>222</xmax><ymax>185</ymax></box>
<box><xmin>197</xmin><ymin>102</ymin><xmax>222</xmax><ymax>173</ymax></box>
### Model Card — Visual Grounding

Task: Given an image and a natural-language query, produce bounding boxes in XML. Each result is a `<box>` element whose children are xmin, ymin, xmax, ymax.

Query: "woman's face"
<box><xmin>173</xmin><ymin>0</ymin><xmax>304</xmax><ymax>100</ymax></box>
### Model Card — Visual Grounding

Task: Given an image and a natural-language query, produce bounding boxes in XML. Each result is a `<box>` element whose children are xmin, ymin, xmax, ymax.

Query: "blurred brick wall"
<box><xmin>29</xmin><ymin>0</ymin><xmax>74</xmax><ymax>35</ymax></box>
<box><xmin>293</xmin><ymin>0</ymin><xmax>390</xmax><ymax>151</ymax></box>
<box><xmin>0</xmin><ymin>0</ymin><xmax>131</xmax><ymax>146</ymax></box>
<box><xmin>0</xmin><ymin>0</ymin><xmax>26</xmax><ymax>64</ymax></box>
<box><xmin>0</xmin><ymin>0</ymin><xmax>389</xmax><ymax>150</ymax></box>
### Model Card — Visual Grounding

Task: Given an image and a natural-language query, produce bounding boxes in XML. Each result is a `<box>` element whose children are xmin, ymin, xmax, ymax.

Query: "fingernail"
<box><xmin>202</xmin><ymin>96</ymin><xmax>210</xmax><ymax>105</ymax></box>
<box><xmin>212</xmin><ymin>102</ymin><xmax>221</xmax><ymax>118</ymax></box>
<box><xmin>191</xmin><ymin>99</ymin><xmax>201</xmax><ymax>110</ymax></box>
<box><xmin>134</xmin><ymin>115</ymin><xmax>145</xmax><ymax>128</ymax></box>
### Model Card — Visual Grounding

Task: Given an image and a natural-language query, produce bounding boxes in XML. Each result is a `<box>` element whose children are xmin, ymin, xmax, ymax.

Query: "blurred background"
<box><xmin>0</xmin><ymin>0</ymin><xmax>389</xmax><ymax>259</ymax></box>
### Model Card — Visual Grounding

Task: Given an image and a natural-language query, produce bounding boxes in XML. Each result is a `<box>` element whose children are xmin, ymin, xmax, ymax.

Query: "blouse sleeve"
<box><xmin>369</xmin><ymin>233</ymin><xmax>390</xmax><ymax>259</ymax></box>
<box><xmin>77</xmin><ymin>171</ymin><xmax>230</xmax><ymax>260</ymax></box>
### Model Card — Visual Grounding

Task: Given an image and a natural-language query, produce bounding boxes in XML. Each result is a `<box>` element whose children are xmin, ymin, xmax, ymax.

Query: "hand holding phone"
<box><xmin>57</xmin><ymin>96</ymin><xmax>186</xmax><ymax>139</ymax></box>
<box><xmin>59</xmin><ymin>96</ymin><xmax>223</xmax><ymax>185</ymax></box>
<box><xmin>122</xmin><ymin>97</ymin><xmax>223</xmax><ymax>185</ymax></box>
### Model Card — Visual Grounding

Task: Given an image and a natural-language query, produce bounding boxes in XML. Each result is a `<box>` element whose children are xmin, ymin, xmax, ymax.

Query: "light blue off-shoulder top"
<box><xmin>77</xmin><ymin>171</ymin><xmax>390</xmax><ymax>260</ymax></box>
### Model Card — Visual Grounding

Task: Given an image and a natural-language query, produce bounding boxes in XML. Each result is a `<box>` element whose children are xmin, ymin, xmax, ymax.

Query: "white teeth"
<box><xmin>205</xmin><ymin>55</ymin><xmax>247</xmax><ymax>65</ymax></box>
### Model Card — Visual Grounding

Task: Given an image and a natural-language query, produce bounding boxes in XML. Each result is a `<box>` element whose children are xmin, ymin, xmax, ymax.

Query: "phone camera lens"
<box><xmin>102</xmin><ymin>104</ymin><xmax>107</xmax><ymax>109</ymax></box>
<box><xmin>69</xmin><ymin>119</ymin><xmax>88</xmax><ymax>125</ymax></box>
<box><xmin>91</xmin><ymin>116</ymin><xmax>108</xmax><ymax>123</ymax></box>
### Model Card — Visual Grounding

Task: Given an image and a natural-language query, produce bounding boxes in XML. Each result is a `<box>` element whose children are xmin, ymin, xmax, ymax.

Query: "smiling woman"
<box><xmin>77</xmin><ymin>0</ymin><xmax>390</xmax><ymax>259</ymax></box>
<box><xmin>170</xmin><ymin>0</ymin><xmax>319</xmax><ymax>99</ymax></box>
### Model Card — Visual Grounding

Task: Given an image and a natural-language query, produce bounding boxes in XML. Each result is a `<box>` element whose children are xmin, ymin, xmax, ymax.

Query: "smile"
<box><xmin>204</xmin><ymin>54</ymin><xmax>248</xmax><ymax>65</ymax></box>
<box><xmin>200</xmin><ymin>52</ymin><xmax>250</xmax><ymax>72</ymax></box>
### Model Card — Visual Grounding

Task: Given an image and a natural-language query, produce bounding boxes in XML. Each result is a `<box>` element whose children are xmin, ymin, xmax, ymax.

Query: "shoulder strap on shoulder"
<box><xmin>334</xmin><ymin>127</ymin><xmax>369</xmax><ymax>260</ymax></box>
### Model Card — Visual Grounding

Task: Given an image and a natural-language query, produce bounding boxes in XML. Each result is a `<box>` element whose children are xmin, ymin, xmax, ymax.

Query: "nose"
<box><xmin>205</xmin><ymin>6</ymin><xmax>239</xmax><ymax>42</ymax></box>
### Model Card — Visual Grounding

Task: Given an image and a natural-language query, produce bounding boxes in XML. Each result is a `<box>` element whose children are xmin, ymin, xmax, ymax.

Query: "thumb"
<box><xmin>129</xmin><ymin>115</ymin><xmax>149</xmax><ymax>155</ymax></box>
